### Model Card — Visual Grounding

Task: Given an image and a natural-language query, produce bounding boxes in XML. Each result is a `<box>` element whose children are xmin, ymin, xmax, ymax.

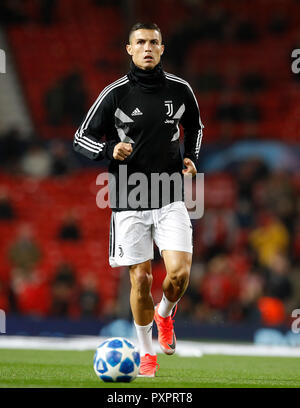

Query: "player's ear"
<box><xmin>160</xmin><ymin>44</ymin><xmax>165</xmax><ymax>56</ymax></box>
<box><xmin>126</xmin><ymin>44</ymin><xmax>133</xmax><ymax>56</ymax></box>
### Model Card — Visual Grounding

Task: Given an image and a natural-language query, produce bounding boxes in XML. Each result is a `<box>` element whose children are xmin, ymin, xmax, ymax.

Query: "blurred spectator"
<box><xmin>57</xmin><ymin>210</ymin><xmax>82</xmax><ymax>241</ymax></box>
<box><xmin>236</xmin><ymin>158</ymin><xmax>269</xmax><ymax>203</ymax></box>
<box><xmin>79</xmin><ymin>274</ymin><xmax>100</xmax><ymax>317</ymax></box>
<box><xmin>239</xmin><ymin>268</ymin><xmax>264</xmax><ymax>323</ymax></box>
<box><xmin>249</xmin><ymin>212</ymin><xmax>290</xmax><ymax>268</ymax></box>
<box><xmin>44</xmin><ymin>78</ymin><xmax>65</xmax><ymax>126</ymax></box>
<box><xmin>8</xmin><ymin>225</ymin><xmax>49</xmax><ymax>316</ymax></box>
<box><xmin>200</xmin><ymin>255</ymin><xmax>239</xmax><ymax>312</ymax></box>
<box><xmin>0</xmin><ymin>188</ymin><xmax>15</xmax><ymax>220</ymax></box>
<box><xmin>20</xmin><ymin>144</ymin><xmax>53</xmax><ymax>178</ymax></box>
<box><xmin>236</xmin><ymin>198</ymin><xmax>255</xmax><ymax>229</ymax></box>
<box><xmin>63</xmin><ymin>71</ymin><xmax>88</xmax><ymax>127</ymax></box>
<box><xmin>50</xmin><ymin>140</ymin><xmax>77</xmax><ymax>176</ymax></box>
<box><xmin>50</xmin><ymin>263</ymin><xmax>78</xmax><ymax>317</ymax></box>
<box><xmin>263</xmin><ymin>252</ymin><xmax>292</xmax><ymax>301</ymax></box>
<box><xmin>263</xmin><ymin>171</ymin><xmax>297</xmax><ymax>236</ymax></box>
<box><xmin>44</xmin><ymin>71</ymin><xmax>88</xmax><ymax>127</ymax></box>
<box><xmin>8</xmin><ymin>224</ymin><xmax>41</xmax><ymax>272</ymax></box>
<box><xmin>0</xmin><ymin>127</ymin><xmax>29</xmax><ymax>173</ymax></box>
<box><xmin>10</xmin><ymin>266</ymin><xmax>51</xmax><ymax>316</ymax></box>
<box><xmin>194</xmin><ymin>208</ymin><xmax>238</xmax><ymax>261</ymax></box>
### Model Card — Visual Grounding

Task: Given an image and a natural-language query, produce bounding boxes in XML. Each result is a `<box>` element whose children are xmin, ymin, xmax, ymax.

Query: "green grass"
<box><xmin>0</xmin><ymin>349</ymin><xmax>299</xmax><ymax>388</ymax></box>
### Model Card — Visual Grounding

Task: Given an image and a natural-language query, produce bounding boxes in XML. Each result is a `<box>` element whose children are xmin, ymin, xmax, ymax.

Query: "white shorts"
<box><xmin>109</xmin><ymin>201</ymin><xmax>193</xmax><ymax>268</ymax></box>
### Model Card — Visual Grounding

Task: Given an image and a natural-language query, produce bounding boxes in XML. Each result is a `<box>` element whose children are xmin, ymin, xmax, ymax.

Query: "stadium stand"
<box><xmin>4</xmin><ymin>0</ymin><xmax>300</xmax><ymax>143</ymax></box>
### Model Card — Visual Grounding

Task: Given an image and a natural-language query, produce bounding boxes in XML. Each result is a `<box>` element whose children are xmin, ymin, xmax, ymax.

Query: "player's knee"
<box><xmin>129</xmin><ymin>264</ymin><xmax>153</xmax><ymax>295</ymax></box>
<box><xmin>169</xmin><ymin>266</ymin><xmax>190</xmax><ymax>290</ymax></box>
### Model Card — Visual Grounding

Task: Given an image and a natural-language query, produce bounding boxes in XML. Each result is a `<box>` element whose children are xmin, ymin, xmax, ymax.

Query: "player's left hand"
<box><xmin>182</xmin><ymin>158</ymin><xmax>197</xmax><ymax>176</ymax></box>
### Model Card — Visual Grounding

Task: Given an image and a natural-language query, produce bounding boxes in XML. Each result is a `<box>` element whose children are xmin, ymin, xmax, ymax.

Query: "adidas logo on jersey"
<box><xmin>131</xmin><ymin>108</ymin><xmax>143</xmax><ymax>116</ymax></box>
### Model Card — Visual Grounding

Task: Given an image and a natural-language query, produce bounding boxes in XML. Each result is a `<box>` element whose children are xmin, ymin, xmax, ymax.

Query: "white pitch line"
<box><xmin>0</xmin><ymin>336</ymin><xmax>300</xmax><ymax>358</ymax></box>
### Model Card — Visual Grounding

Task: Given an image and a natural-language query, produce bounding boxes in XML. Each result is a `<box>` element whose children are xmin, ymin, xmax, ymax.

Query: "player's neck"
<box><xmin>128</xmin><ymin>61</ymin><xmax>165</xmax><ymax>93</ymax></box>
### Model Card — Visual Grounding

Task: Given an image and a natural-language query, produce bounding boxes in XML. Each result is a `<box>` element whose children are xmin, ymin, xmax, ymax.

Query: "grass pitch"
<box><xmin>0</xmin><ymin>348</ymin><xmax>299</xmax><ymax>388</ymax></box>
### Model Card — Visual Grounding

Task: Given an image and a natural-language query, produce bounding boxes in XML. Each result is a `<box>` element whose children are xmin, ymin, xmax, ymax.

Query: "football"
<box><xmin>93</xmin><ymin>337</ymin><xmax>140</xmax><ymax>382</ymax></box>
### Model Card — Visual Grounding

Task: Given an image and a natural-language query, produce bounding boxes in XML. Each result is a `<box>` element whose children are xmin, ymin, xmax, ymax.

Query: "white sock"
<box><xmin>157</xmin><ymin>293</ymin><xmax>179</xmax><ymax>318</ymax></box>
<box><xmin>134</xmin><ymin>321</ymin><xmax>155</xmax><ymax>357</ymax></box>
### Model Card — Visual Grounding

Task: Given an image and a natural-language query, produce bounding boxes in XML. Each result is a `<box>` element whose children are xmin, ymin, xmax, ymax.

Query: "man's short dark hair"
<box><xmin>128</xmin><ymin>22</ymin><xmax>162</xmax><ymax>43</ymax></box>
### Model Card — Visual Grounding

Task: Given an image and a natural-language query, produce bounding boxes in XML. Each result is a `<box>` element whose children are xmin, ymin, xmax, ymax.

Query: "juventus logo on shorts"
<box><xmin>118</xmin><ymin>245</ymin><xmax>124</xmax><ymax>258</ymax></box>
<box><xmin>164</xmin><ymin>100</ymin><xmax>173</xmax><ymax>117</ymax></box>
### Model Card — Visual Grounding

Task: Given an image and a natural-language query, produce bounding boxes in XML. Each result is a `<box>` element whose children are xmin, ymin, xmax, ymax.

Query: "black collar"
<box><xmin>127</xmin><ymin>61</ymin><xmax>166</xmax><ymax>93</ymax></box>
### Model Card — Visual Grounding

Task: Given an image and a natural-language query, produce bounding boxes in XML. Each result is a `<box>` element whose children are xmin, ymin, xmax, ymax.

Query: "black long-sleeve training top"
<box><xmin>73</xmin><ymin>62</ymin><xmax>204</xmax><ymax>211</ymax></box>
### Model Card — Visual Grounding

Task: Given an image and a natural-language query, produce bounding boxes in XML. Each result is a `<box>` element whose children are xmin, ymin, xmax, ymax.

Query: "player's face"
<box><xmin>126</xmin><ymin>29</ymin><xmax>164</xmax><ymax>70</ymax></box>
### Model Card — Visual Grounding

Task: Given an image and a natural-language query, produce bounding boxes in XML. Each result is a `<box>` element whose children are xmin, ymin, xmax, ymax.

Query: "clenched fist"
<box><xmin>113</xmin><ymin>142</ymin><xmax>133</xmax><ymax>161</ymax></box>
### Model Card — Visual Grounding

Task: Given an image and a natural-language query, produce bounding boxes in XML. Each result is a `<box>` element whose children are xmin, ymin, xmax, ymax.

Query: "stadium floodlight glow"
<box><xmin>0</xmin><ymin>49</ymin><xmax>6</xmax><ymax>73</ymax></box>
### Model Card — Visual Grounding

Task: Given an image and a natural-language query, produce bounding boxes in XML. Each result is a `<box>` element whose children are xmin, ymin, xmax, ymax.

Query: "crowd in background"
<box><xmin>0</xmin><ymin>187</ymin><xmax>102</xmax><ymax>319</ymax></box>
<box><xmin>0</xmin><ymin>127</ymin><xmax>79</xmax><ymax>177</ymax></box>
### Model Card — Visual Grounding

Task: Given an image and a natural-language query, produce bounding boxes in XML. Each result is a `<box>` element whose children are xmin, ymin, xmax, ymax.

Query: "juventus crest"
<box><xmin>164</xmin><ymin>100</ymin><xmax>173</xmax><ymax>117</ymax></box>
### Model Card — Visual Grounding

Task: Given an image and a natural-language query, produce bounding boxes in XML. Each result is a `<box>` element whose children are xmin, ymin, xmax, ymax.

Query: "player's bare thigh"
<box><xmin>162</xmin><ymin>250</ymin><xmax>192</xmax><ymax>273</ymax></box>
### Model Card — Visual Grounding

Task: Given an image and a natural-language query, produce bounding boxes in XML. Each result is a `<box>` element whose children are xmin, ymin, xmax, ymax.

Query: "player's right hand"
<box><xmin>113</xmin><ymin>142</ymin><xmax>133</xmax><ymax>161</ymax></box>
